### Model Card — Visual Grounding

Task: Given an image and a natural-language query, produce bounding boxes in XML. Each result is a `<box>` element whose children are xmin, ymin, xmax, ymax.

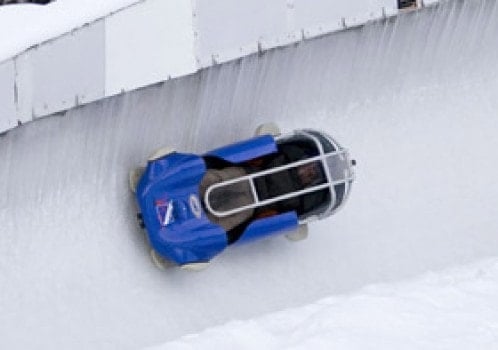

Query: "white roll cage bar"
<box><xmin>204</xmin><ymin>130</ymin><xmax>355</xmax><ymax>224</ymax></box>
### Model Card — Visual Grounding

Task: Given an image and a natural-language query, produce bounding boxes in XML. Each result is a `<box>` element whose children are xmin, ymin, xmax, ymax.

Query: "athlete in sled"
<box><xmin>130</xmin><ymin>124</ymin><xmax>355</xmax><ymax>270</ymax></box>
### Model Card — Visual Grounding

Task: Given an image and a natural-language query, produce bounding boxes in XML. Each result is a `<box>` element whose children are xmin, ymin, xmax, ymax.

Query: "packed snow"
<box><xmin>1</xmin><ymin>0</ymin><xmax>498</xmax><ymax>349</ymax></box>
<box><xmin>150</xmin><ymin>257</ymin><xmax>498</xmax><ymax>350</ymax></box>
<box><xmin>0</xmin><ymin>0</ymin><xmax>139</xmax><ymax>61</ymax></box>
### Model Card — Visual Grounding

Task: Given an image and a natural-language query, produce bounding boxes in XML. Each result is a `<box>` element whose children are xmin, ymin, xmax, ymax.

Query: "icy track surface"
<box><xmin>150</xmin><ymin>257</ymin><xmax>498</xmax><ymax>350</ymax></box>
<box><xmin>1</xmin><ymin>1</ymin><xmax>498</xmax><ymax>349</ymax></box>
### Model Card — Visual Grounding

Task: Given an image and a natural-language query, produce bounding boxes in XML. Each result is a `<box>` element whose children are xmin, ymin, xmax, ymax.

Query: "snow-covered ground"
<box><xmin>151</xmin><ymin>257</ymin><xmax>498</xmax><ymax>350</ymax></box>
<box><xmin>1</xmin><ymin>0</ymin><xmax>498</xmax><ymax>349</ymax></box>
<box><xmin>0</xmin><ymin>0</ymin><xmax>139</xmax><ymax>61</ymax></box>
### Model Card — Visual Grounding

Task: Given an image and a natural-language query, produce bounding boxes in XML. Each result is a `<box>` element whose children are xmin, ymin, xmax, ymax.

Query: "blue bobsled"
<box><xmin>130</xmin><ymin>125</ymin><xmax>355</xmax><ymax>270</ymax></box>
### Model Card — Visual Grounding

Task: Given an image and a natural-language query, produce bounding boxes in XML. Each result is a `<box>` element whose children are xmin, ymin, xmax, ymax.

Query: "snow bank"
<box><xmin>149</xmin><ymin>258</ymin><xmax>498</xmax><ymax>350</ymax></box>
<box><xmin>0</xmin><ymin>0</ymin><xmax>139</xmax><ymax>62</ymax></box>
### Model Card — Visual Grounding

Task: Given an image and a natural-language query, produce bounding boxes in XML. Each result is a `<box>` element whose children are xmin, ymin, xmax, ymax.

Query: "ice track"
<box><xmin>1</xmin><ymin>1</ymin><xmax>498</xmax><ymax>348</ymax></box>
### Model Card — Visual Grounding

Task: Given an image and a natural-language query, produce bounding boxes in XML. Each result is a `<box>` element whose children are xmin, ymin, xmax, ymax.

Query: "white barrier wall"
<box><xmin>23</xmin><ymin>21</ymin><xmax>105</xmax><ymax>118</ymax></box>
<box><xmin>0</xmin><ymin>60</ymin><xmax>16</xmax><ymax>132</ymax></box>
<box><xmin>14</xmin><ymin>52</ymin><xmax>34</xmax><ymax>125</ymax></box>
<box><xmin>0</xmin><ymin>0</ymin><xmax>435</xmax><ymax>134</ymax></box>
<box><xmin>105</xmin><ymin>0</ymin><xmax>196</xmax><ymax>96</ymax></box>
<box><xmin>194</xmin><ymin>0</ymin><xmax>290</xmax><ymax>67</ymax></box>
<box><xmin>194</xmin><ymin>0</ymin><xmax>398</xmax><ymax>67</ymax></box>
<box><xmin>294</xmin><ymin>0</ymin><xmax>397</xmax><ymax>37</ymax></box>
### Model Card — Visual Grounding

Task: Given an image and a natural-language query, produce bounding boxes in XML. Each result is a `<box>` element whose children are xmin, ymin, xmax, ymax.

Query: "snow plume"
<box><xmin>149</xmin><ymin>258</ymin><xmax>498</xmax><ymax>350</ymax></box>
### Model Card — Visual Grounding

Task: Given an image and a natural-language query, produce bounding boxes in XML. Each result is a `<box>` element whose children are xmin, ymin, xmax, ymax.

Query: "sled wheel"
<box><xmin>148</xmin><ymin>147</ymin><xmax>176</xmax><ymax>162</ymax></box>
<box><xmin>150</xmin><ymin>249</ymin><xmax>176</xmax><ymax>270</ymax></box>
<box><xmin>254</xmin><ymin>122</ymin><xmax>281</xmax><ymax>137</ymax></box>
<box><xmin>129</xmin><ymin>167</ymin><xmax>145</xmax><ymax>193</ymax></box>
<box><xmin>285</xmin><ymin>224</ymin><xmax>308</xmax><ymax>242</ymax></box>
<box><xmin>180</xmin><ymin>262</ymin><xmax>210</xmax><ymax>272</ymax></box>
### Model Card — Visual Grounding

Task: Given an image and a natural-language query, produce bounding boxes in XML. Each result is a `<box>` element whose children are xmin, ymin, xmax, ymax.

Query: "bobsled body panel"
<box><xmin>205</xmin><ymin>135</ymin><xmax>277</xmax><ymax>163</ymax></box>
<box><xmin>136</xmin><ymin>153</ymin><xmax>227</xmax><ymax>265</ymax></box>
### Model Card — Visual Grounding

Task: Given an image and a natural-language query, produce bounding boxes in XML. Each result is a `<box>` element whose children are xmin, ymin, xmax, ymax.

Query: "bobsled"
<box><xmin>129</xmin><ymin>123</ymin><xmax>355</xmax><ymax>270</ymax></box>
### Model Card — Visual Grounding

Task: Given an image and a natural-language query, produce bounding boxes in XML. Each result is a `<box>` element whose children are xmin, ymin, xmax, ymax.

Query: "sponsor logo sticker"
<box><xmin>155</xmin><ymin>199</ymin><xmax>174</xmax><ymax>226</ymax></box>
